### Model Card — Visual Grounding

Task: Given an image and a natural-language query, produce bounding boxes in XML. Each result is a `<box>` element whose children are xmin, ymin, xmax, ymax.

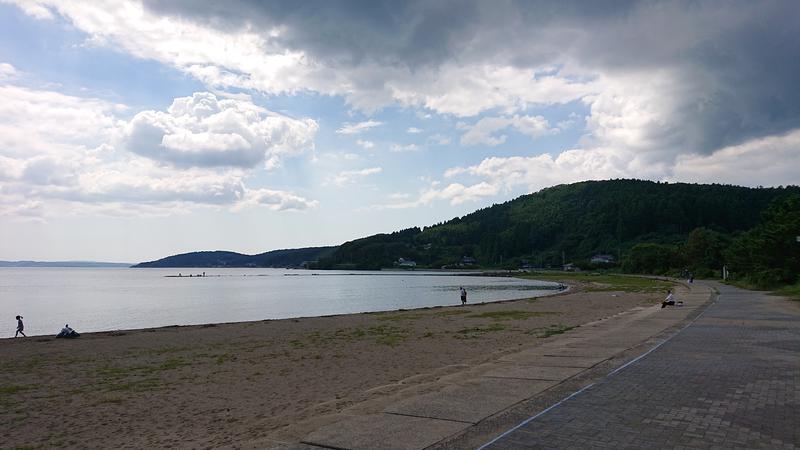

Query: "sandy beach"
<box><xmin>1</xmin><ymin>279</ymin><xmax>673</xmax><ymax>449</ymax></box>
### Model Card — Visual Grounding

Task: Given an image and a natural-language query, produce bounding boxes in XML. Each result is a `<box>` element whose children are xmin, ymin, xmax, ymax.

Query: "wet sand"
<box><xmin>0</xmin><ymin>281</ymin><xmax>668</xmax><ymax>449</ymax></box>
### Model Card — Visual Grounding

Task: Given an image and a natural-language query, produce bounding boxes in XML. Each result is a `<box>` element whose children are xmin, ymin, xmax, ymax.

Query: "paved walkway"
<box><xmin>298</xmin><ymin>282</ymin><xmax>717</xmax><ymax>449</ymax></box>
<box><xmin>481</xmin><ymin>282</ymin><xmax>800</xmax><ymax>449</ymax></box>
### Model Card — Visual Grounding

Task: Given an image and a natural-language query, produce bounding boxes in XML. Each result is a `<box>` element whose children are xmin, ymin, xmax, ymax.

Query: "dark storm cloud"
<box><xmin>143</xmin><ymin>0</ymin><xmax>800</xmax><ymax>155</ymax></box>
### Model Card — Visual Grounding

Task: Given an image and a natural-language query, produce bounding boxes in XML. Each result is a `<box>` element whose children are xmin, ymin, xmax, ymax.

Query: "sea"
<box><xmin>0</xmin><ymin>268</ymin><xmax>560</xmax><ymax>338</ymax></box>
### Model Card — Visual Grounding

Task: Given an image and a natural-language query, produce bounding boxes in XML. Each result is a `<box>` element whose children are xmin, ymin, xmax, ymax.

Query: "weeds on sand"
<box><xmin>525</xmin><ymin>324</ymin><xmax>576</xmax><ymax>338</ymax></box>
<box><xmin>131</xmin><ymin>345</ymin><xmax>189</xmax><ymax>357</ymax></box>
<box><xmin>0</xmin><ymin>384</ymin><xmax>40</xmax><ymax>408</ymax></box>
<box><xmin>522</xmin><ymin>272</ymin><xmax>673</xmax><ymax>293</ymax></box>
<box><xmin>378</xmin><ymin>309</ymin><xmax>471</xmax><ymax>322</ymax></box>
<box><xmin>92</xmin><ymin>397</ymin><xmax>124</xmax><ymax>406</ymax></box>
<box><xmin>0</xmin><ymin>385</ymin><xmax>39</xmax><ymax>396</ymax></box>
<box><xmin>454</xmin><ymin>323</ymin><xmax>506</xmax><ymax>339</ymax></box>
<box><xmin>104</xmin><ymin>378</ymin><xmax>166</xmax><ymax>392</ymax></box>
<box><xmin>773</xmin><ymin>281</ymin><xmax>800</xmax><ymax>301</ymax></box>
<box><xmin>302</xmin><ymin>325</ymin><xmax>412</xmax><ymax>346</ymax></box>
<box><xmin>466</xmin><ymin>310</ymin><xmax>557</xmax><ymax>320</ymax></box>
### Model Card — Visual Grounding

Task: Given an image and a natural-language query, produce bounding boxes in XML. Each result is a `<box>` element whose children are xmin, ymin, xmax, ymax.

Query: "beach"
<box><xmin>1</xmin><ymin>279</ymin><xmax>671</xmax><ymax>448</ymax></box>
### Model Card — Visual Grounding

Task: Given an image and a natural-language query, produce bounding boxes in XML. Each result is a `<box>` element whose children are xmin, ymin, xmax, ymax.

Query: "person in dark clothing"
<box><xmin>15</xmin><ymin>315</ymin><xmax>26</xmax><ymax>337</ymax></box>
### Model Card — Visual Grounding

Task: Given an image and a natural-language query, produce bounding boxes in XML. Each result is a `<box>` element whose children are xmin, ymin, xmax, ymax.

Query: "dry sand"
<box><xmin>1</xmin><ymin>281</ymin><xmax>670</xmax><ymax>449</ymax></box>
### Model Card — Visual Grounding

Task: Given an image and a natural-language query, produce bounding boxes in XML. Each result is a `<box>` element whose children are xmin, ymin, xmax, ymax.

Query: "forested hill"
<box><xmin>315</xmin><ymin>180</ymin><xmax>800</xmax><ymax>270</ymax></box>
<box><xmin>133</xmin><ymin>246</ymin><xmax>337</xmax><ymax>268</ymax></box>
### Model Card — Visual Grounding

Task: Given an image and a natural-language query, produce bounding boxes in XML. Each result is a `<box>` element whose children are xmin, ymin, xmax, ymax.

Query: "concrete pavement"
<box><xmin>297</xmin><ymin>282</ymin><xmax>717</xmax><ymax>449</ymax></box>
<box><xmin>479</xmin><ymin>282</ymin><xmax>800</xmax><ymax>449</ymax></box>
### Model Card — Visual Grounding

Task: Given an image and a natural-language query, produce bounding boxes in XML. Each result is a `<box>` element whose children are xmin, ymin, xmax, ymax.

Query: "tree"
<box><xmin>623</xmin><ymin>243</ymin><xmax>681</xmax><ymax>274</ymax></box>
<box><xmin>683</xmin><ymin>227</ymin><xmax>727</xmax><ymax>276</ymax></box>
<box><xmin>726</xmin><ymin>195</ymin><xmax>800</xmax><ymax>286</ymax></box>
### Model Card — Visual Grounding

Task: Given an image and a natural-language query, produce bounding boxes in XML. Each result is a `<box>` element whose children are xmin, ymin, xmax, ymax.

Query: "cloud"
<box><xmin>671</xmin><ymin>128</ymin><xmax>800</xmax><ymax>187</ymax></box>
<box><xmin>122</xmin><ymin>92</ymin><xmax>317</xmax><ymax>169</ymax></box>
<box><xmin>382</xmin><ymin>181</ymin><xmax>500</xmax><ymax>209</ymax></box>
<box><xmin>427</xmin><ymin>134</ymin><xmax>451</xmax><ymax>145</ymax></box>
<box><xmin>0</xmin><ymin>82</ymin><xmax>318</xmax><ymax>218</ymax></box>
<box><xmin>390</xmin><ymin>143</ymin><xmax>419</xmax><ymax>152</ymax></box>
<box><xmin>0</xmin><ymin>62</ymin><xmax>18</xmax><ymax>80</ymax></box>
<box><xmin>8</xmin><ymin>0</ymin><xmax>800</xmax><ymax>198</ymax></box>
<box><xmin>407</xmin><ymin>127</ymin><xmax>422</xmax><ymax>134</ymax></box>
<box><xmin>433</xmin><ymin>128</ymin><xmax>800</xmax><ymax>207</ymax></box>
<box><xmin>329</xmin><ymin>166</ymin><xmax>382</xmax><ymax>186</ymax></box>
<box><xmin>460</xmin><ymin>114</ymin><xmax>554</xmax><ymax>146</ymax></box>
<box><xmin>355</xmin><ymin>139</ymin><xmax>374</xmax><ymax>149</ymax></box>
<box><xmin>233</xmin><ymin>187</ymin><xmax>318</xmax><ymax>211</ymax></box>
<box><xmin>335</xmin><ymin>120</ymin><xmax>383</xmax><ymax>135</ymax></box>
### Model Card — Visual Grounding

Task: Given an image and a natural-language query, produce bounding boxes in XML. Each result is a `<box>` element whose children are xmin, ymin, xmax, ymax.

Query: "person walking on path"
<box><xmin>460</xmin><ymin>286</ymin><xmax>467</xmax><ymax>305</ymax></box>
<box><xmin>15</xmin><ymin>315</ymin><xmax>26</xmax><ymax>337</ymax></box>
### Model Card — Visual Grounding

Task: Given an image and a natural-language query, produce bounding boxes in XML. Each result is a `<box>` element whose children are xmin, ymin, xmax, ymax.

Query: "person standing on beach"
<box><xmin>15</xmin><ymin>315</ymin><xmax>26</xmax><ymax>337</ymax></box>
<box><xmin>460</xmin><ymin>287</ymin><xmax>467</xmax><ymax>305</ymax></box>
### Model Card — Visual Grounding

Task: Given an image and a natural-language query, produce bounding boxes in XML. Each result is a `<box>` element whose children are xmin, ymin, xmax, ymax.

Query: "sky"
<box><xmin>1</xmin><ymin>0</ymin><xmax>799</xmax><ymax>263</ymax></box>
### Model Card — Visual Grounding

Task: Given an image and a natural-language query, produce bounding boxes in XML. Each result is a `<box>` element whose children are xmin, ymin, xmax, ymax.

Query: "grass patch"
<box><xmin>433</xmin><ymin>309</ymin><xmax>472</xmax><ymax>317</ymax></box>
<box><xmin>0</xmin><ymin>385</ymin><xmax>38</xmax><ymax>396</ymax></box>
<box><xmin>466</xmin><ymin>310</ymin><xmax>556</xmax><ymax>320</ymax></box>
<box><xmin>97</xmin><ymin>357</ymin><xmax>190</xmax><ymax>380</ymax></box>
<box><xmin>308</xmin><ymin>325</ymin><xmax>411</xmax><ymax>346</ymax></box>
<box><xmin>105</xmin><ymin>378</ymin><xmax>165</xmax><ymax>392</ymax></box>
<box><xmin>93</xmin><ymin>397</ymin><xmax>124</xmax><ymax>406</ymax></box>
<box><xmin>526</xmin><ymin>324</ymin><xmax>575</xmax><ymax>338</ymax></box>
<box><xmin>773</xmin><ymin>282</ymin><xmax>800</xmax><ymax>301</ymax></box>
<box><xmin>455</xmin><ymin>323</ymin><xmax>506</xmax><ymax>338</ymax></box>
<box><xmin>522</xmin><ymin>272</ymin><xmax>673</xmax><ymax>293</ymax></box>
<box><xmin>378</xmin><ymin>309</ymin><xmax>471</xmax><ymax>321</ymax></box>
<box><xmin>133</xmin><ymin>345</ymin><xmax>189</xmax><ymax>356</ymax></box>
<box><xmin>215</xmin><ymin>353</ymin><xmax>236</xmax><ymax>365</ymax></box>
<box><xmin>378</xmin><ymin>312</ymin><xmax>426</xmax><ymax>321</ymax></box>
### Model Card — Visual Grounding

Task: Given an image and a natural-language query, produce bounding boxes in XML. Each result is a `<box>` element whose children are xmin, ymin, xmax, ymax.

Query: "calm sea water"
<box><xmin>0</xmin><ymin>268</ymin><xmax>559</xmax><ymax>338</ymax></box>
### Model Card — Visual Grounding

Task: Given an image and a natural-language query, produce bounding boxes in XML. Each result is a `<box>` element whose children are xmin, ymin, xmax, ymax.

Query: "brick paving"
<box><xmin>483</xmin><ymin>282</ymin><xmax>800</xmax><ymax>449</ymax></box>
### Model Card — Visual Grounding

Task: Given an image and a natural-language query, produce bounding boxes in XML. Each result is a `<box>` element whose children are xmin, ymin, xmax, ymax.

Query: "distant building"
<box><xmin>590</xmin><ymin>254</ymin><xmax>616</xmax><ymax>264</ymax></box>
<box><xmin>396</xmin><ymin>258</ymin><xmax>417</xmax><ymax>268</ymax></box>
<box><xmin>460</xmin><ymin>256</ymin><xmax>477</xmax><ymax>266</ymax></box>
<box><xmin>562</xmin><ymin>262</ymin><xmax>578</xmax><ymax>271</ymax></box>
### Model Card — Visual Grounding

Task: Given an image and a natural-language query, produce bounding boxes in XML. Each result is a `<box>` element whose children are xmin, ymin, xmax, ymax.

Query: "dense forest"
<box><xmin>133</xmin><ymin>246</ymin><xmax>337</xmax><ymax>268</ymax></box>
<box><xmin>314</xmin><ymin>180</ymin><xmax>800</xmax><ymax>287</ymax></box>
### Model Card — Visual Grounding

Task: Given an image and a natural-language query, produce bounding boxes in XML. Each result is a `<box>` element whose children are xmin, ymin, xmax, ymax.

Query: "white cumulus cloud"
<box><xmin>329</xmin><ymin>166</ymin><xmax>383</xmax><ymax>186</ymax></box>
<box><xmin>122</xmin><ymin>92</ymin><xmax>317</xmax><ymax>169</ymax></box>
<box><xmin>0</xmin><ymin>82</ymin><xmax>318</xmax><ymax>218</ymax></box>
<box><xmin>335</xmin><ymin>120</ymin><xmax>383</xmax><ymax>135</ymax></box>
<box><xmin>356</xmin><ymin>139</ymin><xmax>374</xmax><ymax>149</ymax></box>
<box><xmin>460</xmin><ymin>115</ymin><xmax>555</xmax><ymax>147</ymax></box>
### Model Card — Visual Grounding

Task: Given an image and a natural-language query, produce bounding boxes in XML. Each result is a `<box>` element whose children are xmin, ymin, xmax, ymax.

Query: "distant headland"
<box><xmin>0</xmin><ymin>261</ymin><xmax>132</xmax><ymax>268</ymax></box>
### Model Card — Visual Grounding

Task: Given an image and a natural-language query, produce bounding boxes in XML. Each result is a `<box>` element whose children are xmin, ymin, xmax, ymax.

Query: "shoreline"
<box><xmin>2</xmin><ymin>276</ymin><xmax>566</xmax><ymax>340</ymax></box>
<box><xmin>1</xmin><ymin>280</ymin><xmax>668</xmax><ymax>449</ymax></box>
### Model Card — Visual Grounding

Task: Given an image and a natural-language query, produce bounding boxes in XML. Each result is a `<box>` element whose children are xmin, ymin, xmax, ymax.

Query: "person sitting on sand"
<box><xmin>15</xmin><ymin>315</ymin><xmax>26</xmax><ymax>338</ymax></box>
<box><xmin>662</xmin><ymin>290</ymin><xmax>676</xmax><ymax>308</ymax></box>
<box><xmin>56</xmin><ymin>324</ymin><xmax>80</xmax><ymax>338</ymax></box>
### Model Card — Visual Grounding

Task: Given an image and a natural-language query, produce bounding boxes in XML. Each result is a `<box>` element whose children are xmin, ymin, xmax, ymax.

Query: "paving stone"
<box><xmin>498</xmin><ymin>353</ymin><xmax>609</xmax><ymax>367</ymax></box>
<box><xmin>482</xmin><ymin>363</ymin><xmax>585</xmax><ymax>380</ymax></box>
<box><xmin>384</xmin><ymin>378</ymin><xmax>555</xmax><ymax>423</ymax></box>
<box><xmin>483</xmin><ymin>282</ymin><xmax>800</xmax><ymax>449</ymax></box>
<box><xmin>302</xmin><ymin>413</ymin><xmax>470</xmax><ymax>450</ymax></box>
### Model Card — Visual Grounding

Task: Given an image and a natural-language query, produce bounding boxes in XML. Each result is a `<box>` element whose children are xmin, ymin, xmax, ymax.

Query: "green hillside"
<box><xmin>133</xmin><ymin>246</ymin><xmax>337</xmax><ymax>268</ymax></box>
<box><xmin>315</xmin><ymin>180</ymin><xmax>800</xmax><ymax>271</ymax></box>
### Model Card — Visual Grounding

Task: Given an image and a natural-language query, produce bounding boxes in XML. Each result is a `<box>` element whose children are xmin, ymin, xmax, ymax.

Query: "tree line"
<box><xmin>315</xmin><ymin>180</ymin><xmax>799</xmax><ymax>287</ymax></box>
